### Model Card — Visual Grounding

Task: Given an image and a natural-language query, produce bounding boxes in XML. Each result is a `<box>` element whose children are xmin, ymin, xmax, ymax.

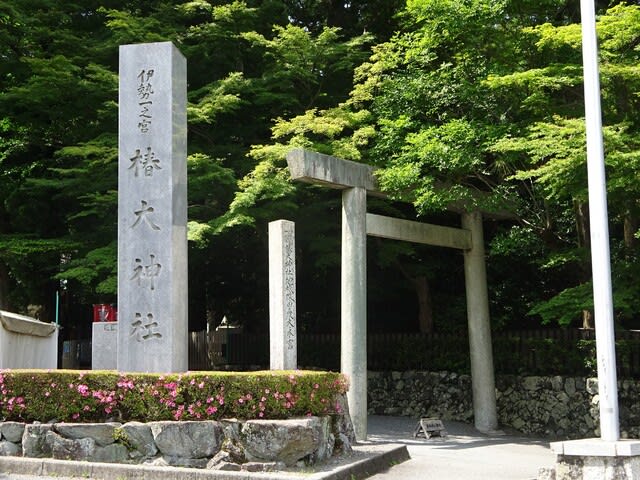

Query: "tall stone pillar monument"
<box><xmin>269</xmin><ymin>220</ymin><xmax>297</xmax><ymax>370</ymax></box>
<box><xmin>117</xmin><ymin>42</ymin><xmax>188</xmax><ymax>373</ymax></box>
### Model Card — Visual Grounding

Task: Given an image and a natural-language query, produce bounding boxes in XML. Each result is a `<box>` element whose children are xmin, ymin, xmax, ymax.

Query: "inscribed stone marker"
<box><xmin>269</xmin><ymin>220</ymin><xmax>297</xmax><ymax>370</ymax></box>
<box><xmin>117</xmin><ymin>42</ymin><xmax>188</xmax><ymax>373</ymax></box>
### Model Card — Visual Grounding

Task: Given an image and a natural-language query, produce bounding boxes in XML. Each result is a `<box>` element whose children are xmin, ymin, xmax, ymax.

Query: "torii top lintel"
<box><xmin>286</xmin><ymin>148</ymin><xmax>517</xmax><ymax>221</ymax></box>
<box><xmin>286</xmin><ymin>148</ymin><xmax>378</xmax><ymax>192</ymax></box>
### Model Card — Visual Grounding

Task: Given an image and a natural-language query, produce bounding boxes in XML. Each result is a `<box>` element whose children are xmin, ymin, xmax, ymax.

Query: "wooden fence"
<box><xmin>188</xmin><ymin>328</ymin><xmax>640</xmax><ymax>378</ymax></box>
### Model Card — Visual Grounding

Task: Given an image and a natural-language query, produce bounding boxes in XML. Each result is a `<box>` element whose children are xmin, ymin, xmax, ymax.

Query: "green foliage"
<box><xmin>0</xmin><ymin>0</ymin><xmax>392</xmax><ymax>329</ymax></box>
<box><xmin>0</xmin><ymin>370</ymin><xmax>348</xmax><ymax>423</ymax></box>
<box><xmin>2</xmin><ymin>0</ymin><xmax>640</xmax><ymax>337</ymax></box>
<box><xmin>56</xmin><ymin>243</ymin><xmax>117</xmax><ymax>295</ymax></box>
<box><xmin>528</xmin><ymin>283</ymin><xmax>593</xmax><ymax>326</ymax></box>
<box><xmin>219</xmin><ymin>1</ymin><xmax>640</xmax><ymax>332</ymax></box>
<box><xmin>529</xmin><ymin>247</ymin><xmax>640</xmax><ymax>327</ymax></box>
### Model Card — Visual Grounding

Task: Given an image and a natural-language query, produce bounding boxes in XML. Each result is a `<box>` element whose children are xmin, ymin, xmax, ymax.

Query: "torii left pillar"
<box><xmin>287</xmin><ymin>149</ymin><xmax>376</xmax><ymax>441</ymax></box>
<box><xmin>342</xmin><ymin>186</ymin><xmax>367</xmax><ymax>440</ymax></box>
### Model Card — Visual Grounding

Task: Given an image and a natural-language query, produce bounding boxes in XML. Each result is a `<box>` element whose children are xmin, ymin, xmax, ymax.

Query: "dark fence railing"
<box><xmin>188</xmin><ymin>329</ymin><xmax>640</xmax><ymax>378</ymax></box>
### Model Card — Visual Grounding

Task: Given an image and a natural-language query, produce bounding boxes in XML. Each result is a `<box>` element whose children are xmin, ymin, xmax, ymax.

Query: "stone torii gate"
<box><xmin>286</xmin><ymin>148</ymin><xmax>498</xmax><ymax>441</ymax></box>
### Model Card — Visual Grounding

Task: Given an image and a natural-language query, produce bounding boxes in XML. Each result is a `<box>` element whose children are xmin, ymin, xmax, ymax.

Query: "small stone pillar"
<box><xmin>269</xmin><ymin>220</ymin><xmax>297</xmax><ymax>370</ymax></box>
<box><xmin>92</xmin><ymin>321</ymin><xmax>118</xmax><ymax>370</ymax></box>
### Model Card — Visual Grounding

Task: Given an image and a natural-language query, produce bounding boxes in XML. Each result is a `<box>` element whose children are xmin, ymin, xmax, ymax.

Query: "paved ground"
<box><xmin>365</xmin><ymin>415</ymin><xmax>555</xmax><ymax>480</ymax></box>
<box><xmin>0</xmin><ymin>415</ymin><xmax>556</xmax><ymax>480</ymax></box>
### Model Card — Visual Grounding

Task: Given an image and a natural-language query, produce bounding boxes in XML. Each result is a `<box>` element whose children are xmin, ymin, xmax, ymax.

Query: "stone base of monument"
<box><xmin>0</xmin><ymin>416</ymin><xmax>410</xmax><ymax>479</ymax></box>
<box><xmin>92</xmin><ymin>321</ymin><xmax>118</xmax><ymax>370</ymax></box>
<box><xmin>538</xmin><ymin>438</ymin><xmax>640</xmax><ymax>480</ymax></box>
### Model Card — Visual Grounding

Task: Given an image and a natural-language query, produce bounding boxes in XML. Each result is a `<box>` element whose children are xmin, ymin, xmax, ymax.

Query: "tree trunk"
<box><xmin>0</xmin><ymin>261</ymin><xmax>9</xmax><ymax>310</ymax></box>
<box><xmin>624</xmin><ymin>211</ymin><xmax>638</xmax><ymax>250</ymax></box>
<box><xmin>582</xmin><ymin>309</ymin><xmax>594</xmax><ymax>330</ymax></box>
<box><xmin>415</xmin><ymin>275</ymin><xmax>434</xmax><ymax>334</ymax></box>
<box><xmin>388</xmin><ymin>243</ymin><xmax>434</xmax><ymax>334</ymax></box>
<box><xmin>575</xmin><ymin>200</ymin><xmax>590</xmax><ymax>249</ymax></box>
<box><xmin>576</xmin><ymin>201</ymin><xmax>594</xmax><ymax>329</ymax></box>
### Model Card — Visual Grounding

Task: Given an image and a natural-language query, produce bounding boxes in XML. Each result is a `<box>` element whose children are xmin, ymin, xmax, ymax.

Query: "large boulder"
<box><xmin>22</xmin><ymin>424</ymin><xmax>53</xmax><ymax>458</ymax></box>
<box><xmin>118</xmin><ymin>422</ymin><xmax>158</xmax><ymax>458</ymax></box>
<box><xmin>240</xmin><ymin>417</ymin><xmax>330</xmax><ymax>466</ymax></box>
<box><xmin>149</xmin><ymin>421</ymin><xmax>222</xmax><ymax>458</ymax></box>
<box><xmin>0</xmin><ymin>440</ymin><xmax>20</xmax><ymax>456</ymax></box>
<box><xmin>46</xmin><ymin>431</ymin><xmax>96</xmax><ymax>461</ymax></box>
<box><xmin>92</xmin><ymin>443</ymin><xmax>130</xmax><ymax>464</ymax></box>
<box><xmin>1</xmin><ymin>422</ymin><xmax>25</xmax><ymax>443</ymax></box>
<box><xmin>333</xmin><ymin>394</ymin><xmax>356</xmax><ymax>444</ymax></box>
<box><xmin>54</xmin><ymin>422</ymin><xmax>121</xmax><ymax>447</ymax></box>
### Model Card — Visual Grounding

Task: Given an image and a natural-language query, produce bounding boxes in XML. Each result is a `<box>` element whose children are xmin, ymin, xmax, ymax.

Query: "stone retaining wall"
<box><xmin>368</xmin><ymin>371</ymin><xmax>640</xmax><ymax>439</ymax></box>
<box><xmin>0</xmin><ymin>415</ymin><xmax>355</xmax><ymax>472</ymax></box>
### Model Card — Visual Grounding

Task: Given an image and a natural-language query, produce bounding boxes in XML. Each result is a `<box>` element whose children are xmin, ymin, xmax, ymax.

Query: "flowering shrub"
<box><xmin>0</xmin><ymin>370</ymin><xmax>348</xmax><ymax>423</ymax></box>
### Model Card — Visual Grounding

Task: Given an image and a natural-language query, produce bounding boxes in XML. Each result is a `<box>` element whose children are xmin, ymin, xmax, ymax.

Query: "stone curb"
<box><xmin>0</xmin><ymin>444</ymin><xmax>409</xmax><ymax>480</ymax></box>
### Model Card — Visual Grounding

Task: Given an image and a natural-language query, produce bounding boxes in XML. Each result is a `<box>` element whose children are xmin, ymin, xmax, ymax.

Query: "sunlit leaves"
<box><xmin>188</xmin><ymin>73</ymin><xmax>247</xmax><ymax>125</ymax></box>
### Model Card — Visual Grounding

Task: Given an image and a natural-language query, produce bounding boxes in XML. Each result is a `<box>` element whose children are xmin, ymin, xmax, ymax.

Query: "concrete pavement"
<box><xmin>0</xmin><ymin>415</ymin><xmax>556</xmax><ymax>480</ymax></box>
<box><xmin>365</xmin><ymin>415</ymin><xmax>555</xmax><ymax>479</ymax></box>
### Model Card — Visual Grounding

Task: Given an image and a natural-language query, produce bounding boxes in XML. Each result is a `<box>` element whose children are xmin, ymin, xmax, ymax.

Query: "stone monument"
<box><xmin>117</xmin><ymin>42</ymin><xmax>188</xmax><ymax>373</ymax></box>
<box><xmin>269</xmin><ymin>220</ymin><xmax>297</xmax><ymax>370</ymax></box>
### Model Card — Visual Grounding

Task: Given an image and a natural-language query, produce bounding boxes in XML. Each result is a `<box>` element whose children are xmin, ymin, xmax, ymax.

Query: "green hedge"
<box><xmin>0</xmin><ymin>370</ymin><xmax>348</xmax><ymax>423</ymax></box>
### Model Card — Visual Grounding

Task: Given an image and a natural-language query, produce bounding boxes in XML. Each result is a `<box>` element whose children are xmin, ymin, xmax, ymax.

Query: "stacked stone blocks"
<box><xmin>368</xmin><ymin>371</ymin><xmax>640</xmax><ymax>439</ymax></box>
<box><xmin>0</xmin><ymin>415</ymin><xmax>354</xmax><ymax>472</ymax></box>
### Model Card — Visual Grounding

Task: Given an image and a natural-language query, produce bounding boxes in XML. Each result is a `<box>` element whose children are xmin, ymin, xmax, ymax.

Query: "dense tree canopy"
<box><xmin>231</xmin><ymin>0</ymin><xmax>640</xmax><ymax>330</ymax></box>
<box><xmin>0</xmin><ymin>0</ymin><xmax>639</xmax><ymax>340</ymax></box>
<box><xmin>0</xmin><ymin>0</ymin><xmax>401</xmax><ymax>334</ymax></box>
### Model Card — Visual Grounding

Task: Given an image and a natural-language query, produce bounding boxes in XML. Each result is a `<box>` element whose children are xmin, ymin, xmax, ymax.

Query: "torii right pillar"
<box><xmin>462</xmin><ymin>211</ymin><xmax>498</xmax><ymax>433</ymax></box>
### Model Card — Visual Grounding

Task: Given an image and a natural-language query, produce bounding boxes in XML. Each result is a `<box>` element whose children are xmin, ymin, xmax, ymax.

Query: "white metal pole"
<box><xmin>580</xmin><ymin>0</ymin><xmax>620</xmax><ymax>442</ymax></box>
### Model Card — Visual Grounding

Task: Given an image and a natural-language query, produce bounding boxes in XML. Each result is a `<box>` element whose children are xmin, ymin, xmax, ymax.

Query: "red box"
<box><xmin>93</xmin><ymin>304</ymin><xmax>117</xmax><ymax>322</ymax></box>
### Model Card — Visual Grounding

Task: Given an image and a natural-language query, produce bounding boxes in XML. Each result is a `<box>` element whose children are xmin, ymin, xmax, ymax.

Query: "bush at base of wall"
<box><xmin>0</xmin><ymin>370</ymin><xmax>348</xmax><ymax>423</ymax></box>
